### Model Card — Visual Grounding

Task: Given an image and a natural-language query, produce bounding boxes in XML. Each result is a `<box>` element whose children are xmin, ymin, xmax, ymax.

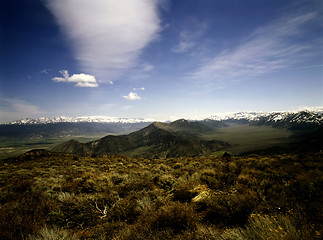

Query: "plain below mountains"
<box><xmin>1</xmin><ymin>110</ymin><xmax>322</xmax><ymax>159</ymax></box>
<box><xmin>52</xmin><ymin>120</ymin><xmax>229</xmax><ymax>158</ymax></box>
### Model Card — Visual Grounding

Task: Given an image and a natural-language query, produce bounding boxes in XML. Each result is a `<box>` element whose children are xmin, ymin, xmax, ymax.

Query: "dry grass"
<box><xmin>0</xmin><ymin>152</ymin><xmax>322</xmax><ymax>239</ymax></box>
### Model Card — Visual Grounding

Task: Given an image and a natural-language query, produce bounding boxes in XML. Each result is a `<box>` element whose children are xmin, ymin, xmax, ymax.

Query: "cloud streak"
<box><xmin>46</xmin><ymin>0</ymin><xmax>161</xmax><ymax>84</ymax></box>
<box><xmin>133</xmin><ymin>87</ymin><xmax>145</xmax><ymax>91</ymax></box>
<box><xmin>188</xmin><ymin>11</ymin><xmax>321</xmax><ymax>88</ymax></box>
<box><xmin>0</xmin><ymin>98</ymin><xmax>43</xmax><ymax>123</ymax></box>
<box><xmin>52</xmin><ymin>70</ymin><xmax>98</xmax><ymax>87</ymax></box>
<box><xmin>172</xmin><ymin>31</ymin><xmax>196</xmax><ymax>53</ymax></box>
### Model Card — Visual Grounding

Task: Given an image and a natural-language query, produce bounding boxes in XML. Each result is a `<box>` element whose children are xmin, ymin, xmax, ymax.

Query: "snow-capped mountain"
<box><xmin>4</xmin><ymin>109</ymin><xmax>323</xmax><ymax>126</ymax></box>
<box><xmin>206</xmin><ymin>110</ymin><xmax>323</xmax><ymax>125</ymax></box>
<box><xmin>206</xmin><ymin>112</ymin><xmax>270</xmax><ymax>121</ymax></box>
<box><xmin>5</xmin><ymin>116</ymin><xmax>157</xmax><ymax>125</ymax></box>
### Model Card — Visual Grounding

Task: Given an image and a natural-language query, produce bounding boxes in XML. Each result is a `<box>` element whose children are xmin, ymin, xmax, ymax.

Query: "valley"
<box><xmin>0</xmin><ymin>135</ymin><xmax>107</xmax><ymax>160</ymax></box>
<box><xmin>1</xmin><ymin>110</ymin><xmax>322</xmax><ymax>159</ymax></box>
<box><xmin>0</xmin><ymin>110</ymin><xmax>322</xmax><ymax>239</ymax></box>
<box><xmin>200</xmin><ymin>123</ymin><xmax>292</xmax><ymax>154</ymax></box>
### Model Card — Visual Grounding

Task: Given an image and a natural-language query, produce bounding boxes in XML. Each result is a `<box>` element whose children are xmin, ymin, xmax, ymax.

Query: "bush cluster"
<box><xmin>0</xmin><ymin>152</ymin><xmax>322</xmax><ymax>239</ymax></box>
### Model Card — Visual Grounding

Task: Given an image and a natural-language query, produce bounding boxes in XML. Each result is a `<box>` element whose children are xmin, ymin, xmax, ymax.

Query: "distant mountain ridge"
<box><xmin>5</xmin><ymin>109</ymin><xmax>323</xmax><ymax>126</ymax></box>
<box><xmin>5</xmin><ymin>116</ymin><xmax>157</xmax><ymax>125</ymax></box>
<box><xmin>51</xmin><ymin>121</ymin><xmax>229</xmax><ymax>158</ymax></box>
<box><xmin>206</xmin><ymin>110</ymin><xmax>323</xmax><ymax>125</ymax></box>
<box><xmin>2</xmin><ymin>110</ymin><xmax>322</xmax><ymax>159</ymax></box>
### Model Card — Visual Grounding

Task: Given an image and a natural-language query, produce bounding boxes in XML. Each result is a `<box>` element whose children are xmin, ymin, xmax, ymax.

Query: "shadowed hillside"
<box><xmin>52</xmin><ymin>121</ymin><xmax>229</xmax><ymax>158</ymax></box>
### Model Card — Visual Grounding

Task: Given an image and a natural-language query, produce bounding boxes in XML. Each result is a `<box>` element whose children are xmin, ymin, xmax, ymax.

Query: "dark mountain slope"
<box><xmin>52</xmin><ymin>140</ymin><xmax>93</xmax><ymax>156</ymax></box>
<box><xmin>51</xmin><ymin>121</ymin><xmax>229</xmax><ymax>158</ymax></box>
<box><xmin>169</xmin><ymin>119</ymin><xmax>211</xmax><ymax>132</ymax></box>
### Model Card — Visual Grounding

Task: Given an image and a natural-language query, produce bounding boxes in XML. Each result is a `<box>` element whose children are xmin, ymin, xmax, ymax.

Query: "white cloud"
<box><xmin>173</xmin><ymin>31</ymin><xmax>196</xmax><ymax>53</ymax></box>
<box><xmin>122</xmin><ymin>92</ymin><xmax>141</xmax><ymax>101</ymax></box>
<box><xmin>133</xmin><ymin>87</ymin><xmax>145</xmax><ymax>91</ymax></box>
<box><xmin>123</xmin><ymin>105</ymin><xmax>133</xmax><ymax>110</ymax></box>
<box><xmin>188</xmin><ymin>11</ymin><xmax>321</xmax><ymax>88</ymax></box>
<box><xmin>172</xmin><ymin>31</ymin><xmax>196</xmax><ymax>53</ymax></box>
<box><xmin>52</xmin><ymin>70</ymin><xmax>98</xmax><ymax>87</ymax></box>
<box><xmin>46</xmin><ymin>0</ymin><xmax>161</xmax><ymax>84</ymax></box>
<box><xmin>142</xmin><ymin>63</ymin><xmax>154</xmax><ymax>71</ymax></box>
<box><xmin>172</xmin><ymin>24</ymin><xmax>207</xmax><ymax>54</ymax></box>
<box><xmin>173</xmin><ymin>41</ymin><xmax>195</xmax><ymax>53</ymax></box>
<box><xmin>0</xmin><ymin>98</ymin><xmax>44</xmax><ymax>123</ymax></box>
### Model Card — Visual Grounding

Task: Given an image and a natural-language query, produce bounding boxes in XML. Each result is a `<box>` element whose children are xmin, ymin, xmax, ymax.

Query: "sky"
<box><xmin>0</xmin><ymin>0</ymin><xmax>322</xmax><ymax>123</ymax></box>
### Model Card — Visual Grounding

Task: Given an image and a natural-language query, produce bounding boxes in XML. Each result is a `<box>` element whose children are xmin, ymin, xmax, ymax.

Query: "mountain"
<box><xmin>0</xmin><ymin>117</ymin><xmax>155</xmax><ymax>141</ymax></box>
<box><xmin>205</xmin><ymin>110</ymin><xmax>323</xmax><ymax>128</ymax></box>
<box><xmin>2</xmin><ymin>110</ymin><xmax>322</xmax><ymax>159</ymax></box>
<box><xmin>5</xmin><ymin>109</ymin><xmax>322</xmax><ymax>126</ymax></box>
<box><xmin>51</xmin><ymin>121</ymin><xmax>229</xmax><ymax>158</ymax></box>
<box><xmin>4</xmin><ymin>116</ymin><xmax>157</xmax><ymax>125</ymax></box>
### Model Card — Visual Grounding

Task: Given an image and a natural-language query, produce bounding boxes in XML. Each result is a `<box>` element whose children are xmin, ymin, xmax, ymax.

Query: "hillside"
<box><xmin>1</xmin><ymin>110</ymin><xmax>322</xmax><ymax>159</ymax></box>
<box><xmin>1</xmin><ymin>152</ymin><xmax>322</xmax><ymax>239</ymax></box>
<box><xmin>52</xmin><ymin>121</ymin><xmax>229</xmax><ymax>158</ymax></box>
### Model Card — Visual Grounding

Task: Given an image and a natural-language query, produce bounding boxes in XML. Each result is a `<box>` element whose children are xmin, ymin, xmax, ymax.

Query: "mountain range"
<box><xmin>4</xmin><ymin>110</ymin><xmax>323</xmax><ymax>126</ymax></box>
<box><xmin>5</xmin><ymin>116</ymin><xmax>156</xmax><ymax>125</ymax></box>
<box><xmin>51</xmin><ymin>120</ymin><xmax>229</xmax><ymax>158</ymax></box>
<box><xmin>1</xmin><ymin>110</ymin><xmax>322</xmax><ymax>159</ymax></box>
<box><xmin>206</xmin><ymin>110</ymin><xmax>323</xmax><ymax>125</ymax></box>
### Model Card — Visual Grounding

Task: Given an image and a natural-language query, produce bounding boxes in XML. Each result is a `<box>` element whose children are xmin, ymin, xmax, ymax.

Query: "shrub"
<box><xmin>115</xmin><ymin>202</ymin><xmax>201</xmax><ymax>239</ymax></box>
<box><xmin>172</xmin><ymin>181</ymin><xmax>197</xmax><ymax>203</ymax></box>
<box><xmin>153</xmin><ymin>174</ymin><xmax>175</xmax><ymax>190</ymax></box>
<box><xmin>217</xmin><ymin>214</ymin><xmax>313</xmax><ymax>240</ymax></box>
<box><xmin>108</xmin><ymin>196</ymin><xmax>140</xmax><ymax>223</ymax></box>
<box><xmin>149</xmin><ymin>202</ymin><xmax>201</xmax><ymax>234</ymax></box>
<box><xmin>27</xmin><ymin>225</ymin><xmax>79</xmax><ymax>240</ymax></box>
<box><xmin>201</xmin><ymin>190</ymin><xmax>257</xmax><ymax>226</ymax></box>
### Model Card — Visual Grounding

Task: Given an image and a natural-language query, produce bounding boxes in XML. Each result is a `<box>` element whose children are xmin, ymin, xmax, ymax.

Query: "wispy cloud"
<box><xmin>52</xmin><ymin>70</ymin><xmax>98</xmax><ymax>87</ymax></box>
<box><xmin>122</xmin><ymin>92</ymin><xmax>141</xmax><ymax>101</ymax></box>
<box><xmin>123</xmin><ymin>105</ymin><xmax>133</xmax><ymax>110</ymax></box>
<box><xmin>41</xmin><ymin>69</ymin><xmax>49</xmax><ymax>74</ymax></box>
<box><xmin>188</xmin><ymin>11</ymin><xmax>321</xmax><ymax>88</ymax></box>
<box><xmin>142</xmin><ymin>63</ymin><xmax>154</xmax><ymax>72</ymax></box>
<box><xmin>133</xmin><ymin>87</ymin><xmax>145</xmax><ymax>91</ymax></box>
<box><xmin>172</xmin><ymin>22</ymin><xmax>207</xmax><ymax>54</ymax></box>
<box><xmin>46</xmin><ymin>0</ymin><xmax>161</xmax><ymax>84</ymax></box>
<box><xmin>0</xmin><ymin>98</ymin><xmax>44</xmax><ymax>123</ymax></box>
<box><xmin>172</xmin><ymin>31</ymin><xmax>196</xmax><ymax>53</ymax></box>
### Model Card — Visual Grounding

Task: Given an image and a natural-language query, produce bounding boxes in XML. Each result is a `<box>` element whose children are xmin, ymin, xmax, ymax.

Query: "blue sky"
<box><xmin>0</xmin><ymin>0</ymin><xmax>322</xmax><ymax>123</ymax></box>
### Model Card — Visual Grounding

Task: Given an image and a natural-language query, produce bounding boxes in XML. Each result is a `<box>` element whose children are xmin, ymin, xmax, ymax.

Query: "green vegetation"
<box><xmin>0</xmin><ymin>135</ymin><xmax>108</xmax><ymax>160</ymax></box>
<box><xmin>0</xmin><ymin>151</ymin><xmax>322</xmax><ymax>239</ymax></box>
<box><xmin>2</xmin><ymin>120</ymin><xmax>321</xmax><ymax>159</ymax></box>
<box><xmin>200</xmin><ymin>123</ymin><xmax>292</xmax><ymax>154</ymax></box>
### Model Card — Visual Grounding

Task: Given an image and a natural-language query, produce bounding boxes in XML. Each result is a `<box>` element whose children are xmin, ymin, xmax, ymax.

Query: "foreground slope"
<box><xmin>52</xmin><ymin>121</ymin><xmax>229</xmax><ymax>158</ymax></box>
<box><xmin>1</xmin><ymin>152</ymin><xmax>322</xmax><ymax>239</ymax></box>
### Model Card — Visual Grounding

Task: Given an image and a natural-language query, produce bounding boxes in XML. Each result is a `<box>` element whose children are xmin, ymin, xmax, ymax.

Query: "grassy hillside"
<box><xmin>0</xmin><ymin>151</ymin><xmax>322</xmax><ymax>239</ymax></box>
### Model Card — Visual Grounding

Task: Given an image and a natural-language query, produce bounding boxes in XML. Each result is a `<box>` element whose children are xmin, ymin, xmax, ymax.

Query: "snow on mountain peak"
<box><xmin>4</xmin><ymin>109</ymin><xmax>323</xmax><ymax>125</ymax></box>
<box><xmin>5</xmin><ymin>116</ymin><xmax>157</xmax><ymax>125</ymax></box>
<box><xmin>206</xmin><ymin>110</ymin><xmax>322</xmax><ymax>124</ymax></box>
<box><xmin>206</xmin><ymin>111</ymin><xmax>269</xmax><ymax>121</ymax></box>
